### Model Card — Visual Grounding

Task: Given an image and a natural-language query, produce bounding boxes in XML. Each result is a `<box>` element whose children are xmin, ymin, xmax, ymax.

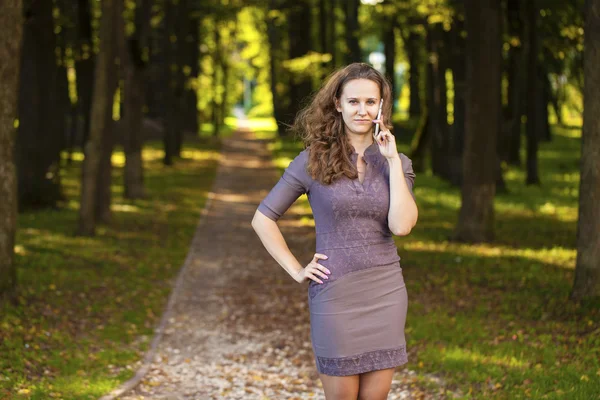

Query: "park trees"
<box><xmin>0</xmin><ymin>0</ymin><xmax>23</xmax><ymax>302</ymax></box>
<box><xmin>571</xmin><ymin>0</ymin><xmax>600</xmax><ymax>301</ymax></box>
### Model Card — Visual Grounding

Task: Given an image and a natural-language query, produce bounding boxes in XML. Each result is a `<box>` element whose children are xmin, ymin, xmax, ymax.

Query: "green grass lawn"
<box><xmin>0</xmin><ymin>136</ymin><xmax>222</xmax><ymax>399</ymax></box>
<box><xmin>262</xmin><ymin>118</ymin><xmax>599</xmax><ymax>400</ymax></box>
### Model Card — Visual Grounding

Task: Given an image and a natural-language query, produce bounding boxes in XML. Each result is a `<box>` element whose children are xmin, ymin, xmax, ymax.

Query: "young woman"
<box><xmin>251</xmin><ymin>62</ymin><xmax>418</xmax><ymax>400</ymax></box>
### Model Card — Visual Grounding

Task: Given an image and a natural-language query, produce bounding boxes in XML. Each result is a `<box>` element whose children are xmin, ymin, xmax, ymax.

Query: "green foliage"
<box><xmin>0</xmin><ymin>139</ymin><xmax>221</xmax><ymax>399</ymax></box>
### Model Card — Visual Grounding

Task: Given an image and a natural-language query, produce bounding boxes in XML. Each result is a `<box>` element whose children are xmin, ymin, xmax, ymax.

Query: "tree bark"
<box><xmin>122</xmin><ymin>0</ymin><xmax>151</xmax><ymax>199</ymax></box>
<box><xmin>453</xmin><ymin>0</ymin><xmax>501</xmax><ymax>243</ymax></box>
<box><xmin>16</xmin><ymin>0</ymin><xmax>63</xmax><ymax>209</ymax></box>
<box><xmin>571</xmin><ymin>0</ymin><xmax>600</xmax><ymax>301</ymax></box>
<box><xmin>383</xmin><ymin>15</ymin><xmax>396</xmax><ymax>114</ymax></box>
<box><xmin>403</xmin><ymin>27</ymin><xmax>422</xmax><ymax>118</ymax></box>
<box><xmin>525</xmin><ymin>0</ymin><xmax>541</xmax><ymax>185</ymax></box>
<box><xmin>78</xmin><ymin>0</ymin><xmax>118</xmax><ymax>235</ymax></box>
<box><xmin>287</xmin><ymin>1</ymin><xmax>313</xmax><ymax>121</ymax></box>
<box><xmin>0</xmin><ymin>0</ymin><xmax>22</xmax><ymax>302</ymax></box>
<box><xmin>427</xmin><ymin>24</ymin><xmax>451</xmax><ymax>181</ymax></box>
<box><xmin>504</xmin><ymin>0</ymin><xmax>526</xmax><ymax>166</ymax></box>
<box><xmin>449</xmin><ymin>18</ymin><xmax>466</xmax><ymax>187</ymax></box>
<box><xmin>162</xmin><ymin>0</ymin><xmax>180</xmax><ymax>163</ymax></box>
<box><xmin>267</xmin><ymin>1</ymin><xmax>288</xmax><ymax>137</ymax></box>
<box><xmin>344</xmin><ymin>0</ymin><xmax>361</xmax><ymax>64</ymax></box>
<box><xmin>211</xmin><ymin>23</ymin><xmax>222</xmax><ymax>138</ymax></box>
<box><xmin>95</xmin><ymin>0</ymin><xmax>121</xmax><ymax>224</ymax></box>
<box><xmin>75</xmin><ymin>0</ymin><xmax>95</xmax><ymax>147</ymax></box>
<box><xmin>183</xmin><ymin>11</ymin><xmax>199</xmax><ymax>135</ymax></box>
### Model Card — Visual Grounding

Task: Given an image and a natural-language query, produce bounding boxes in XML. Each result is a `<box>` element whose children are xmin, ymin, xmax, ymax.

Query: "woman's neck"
<box><xmin>347</xmin><ymin>133</ymin><xmax>374</xmax><ymax>155</ymax></box>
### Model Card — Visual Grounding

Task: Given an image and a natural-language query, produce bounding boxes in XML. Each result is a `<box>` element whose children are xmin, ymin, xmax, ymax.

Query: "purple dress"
<box><xmin>257</xmin><ymin>141</ymin><xmax>416</xmax><ymax>376</ymax></box>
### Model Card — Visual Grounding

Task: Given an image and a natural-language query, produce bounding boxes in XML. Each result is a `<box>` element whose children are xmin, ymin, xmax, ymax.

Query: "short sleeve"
<box><xmin>399</xmin><ymin>153</ymin><xmax>416</xmax><ymax>200</ymax></box>
<box><xmin>257</xmin><ymin>149</ymin><xmax>312</xmax><ymax>221</ymax></box>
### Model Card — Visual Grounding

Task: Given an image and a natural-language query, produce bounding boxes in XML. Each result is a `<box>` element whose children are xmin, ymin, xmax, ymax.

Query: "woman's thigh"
<box><xmin>357</xmin><ymin>368</ymin><xmax>395</xmax><ymax>400</ymax></box>
<box><xmin>319</xmin><ymin>373</ymin><xmax>360</xmax><ymax>400</ymax></box>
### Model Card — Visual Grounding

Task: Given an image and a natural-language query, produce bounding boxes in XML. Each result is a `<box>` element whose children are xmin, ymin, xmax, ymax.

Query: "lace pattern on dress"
<box><xmin>316</xmin><ymin>345</ymin><xmax>408</xmax><ymax>376</ymax></box>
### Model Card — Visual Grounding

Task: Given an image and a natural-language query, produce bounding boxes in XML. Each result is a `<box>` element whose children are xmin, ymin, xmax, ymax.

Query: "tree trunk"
<box><xmin>267</xmin><ymin>2</ymin><xmax>288</xmax><ymax>137</ymax></box>
<box><xmin>427</xmin><ymin>24</ymin><xmax>451</xmax><ymax>181</ymax></box>
<box><xmin>162</xmin><ymin>0</ymin><xmax>179</xmax><ymax>163</ymax></box>
<box><xmin>122</xmin><ymin>0</ymin><xmax>151</xmax><ymax>199</ymax></box>
<box><xmin>409</xmin><ymin>107</ymin><xmax>430</xmax><ymax>173</ymax></box>
<box><xmin>404</xmin><ymin>28</ymin><xmax>422</xmax><ymax>118</ymax></box>
<box><xmin>571</xmin><ymin>0</ymin><xmax>600</xmax><ymax>301</ymax></box>
<box><xmin>16</xmin><ymin>0</ymin><xmax>63</xmax><ymax>209</ymax></box>
<box><xmin>525</xmin><ymin>0</ymin><xmax>541</xmax><ymax>185</ymax></box>
<box><xmin>449</xmin><ymin>19</ymin><xmax>466</xmax><ymax>187</ymax></box>
<box><xmin>75</xmin><ymin>0</ymin><xmax>95</xmax><ymax>147</ymax></box>
<box><xmin>536</xmin><ymin>64</ymin><xmax>551</xmax><ymax>142</ymax></box>
<box><xmin>453</xmin><ymin>0</ymin><xmax>501</xmax><ymax>243</ymax></box>
<box><xmin>344</xmin><ymin>0</ymin><xmax>361</xmax><ymax>64</ymax></box>
<box><xmin>78</xmin><ymin>0</ymin><xmax>118</xmax><ymax>235</ymax></box>
<box><xmin>211</xmin><ymin>23</ymin><xmax>222</xmax><ymax>138</ymax></box>
<box><xmin>183</xmin><ymin>13</ymin><xmax>199</xmax><ymax>135</ymax></box>
<box><xmin>330</xmin><ymin>0</ymin><xmax>339</xmax><ymax>68</ymax></box>
<box><xmin>287</xmin><ymin>1</ymin><xmax>313</xmax><ymax>121</ymax></box>
<box><xmin>383</xmin><ymin>15</ymin><xmax>396</xmax><ymax>114</ymax></box>
<box><xmin>95</xmin><ymin>0</ymin><xmax>121</xmax><ymax>224</ymax></box>
<box><xmin>504</xmin><ymin>0</ymin><xmax>526</xmax><ymax>166</ymax></box>
<box><xmin>0</xmin><ymin>0</ymin><xmax>22</xmax><ymax>302</ymax></box>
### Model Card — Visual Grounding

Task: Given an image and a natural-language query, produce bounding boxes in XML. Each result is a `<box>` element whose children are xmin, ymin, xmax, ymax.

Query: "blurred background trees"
<box><xmin>0</xmin><ymin>0</ymin><xmax>597</xmax><ymax>300</ymax></box>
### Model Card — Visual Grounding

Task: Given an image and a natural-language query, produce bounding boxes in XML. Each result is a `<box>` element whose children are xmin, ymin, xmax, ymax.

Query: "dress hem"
<box><xmin>315</xmin><ymin>345</ymin><xmax>408</xmax><ymax>376</ymax></box>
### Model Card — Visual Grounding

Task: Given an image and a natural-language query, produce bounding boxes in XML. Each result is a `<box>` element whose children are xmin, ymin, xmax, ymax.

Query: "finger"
<box><xmin>315</xmin><ymin>264</ymin><xmax>331</xmax><ymax>275</ymax></box>
<box><xmin>313</xmin><ymin>253</ymin><xmax>329</xmax><ymax>262</ymax></box>
<box><xmin>373</xmin><ymin>119</ymin><xmax>388</xmax><ymax>132</ymax></box>
<box><xmin>309</xmin><ymin>266</ymin><xmax>329</xmax><ymax>279</ymax></box>
<box><xmin>306</xmin><ymin>271</ymin><xmax>323</xmax><ymax>284</ymax></box>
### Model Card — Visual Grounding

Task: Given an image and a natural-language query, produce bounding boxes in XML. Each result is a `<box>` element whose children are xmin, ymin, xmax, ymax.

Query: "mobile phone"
<box><xmin>373</xmin><ymin>99</ymin><xmax>383</xmax><ymax>140</ymax></box>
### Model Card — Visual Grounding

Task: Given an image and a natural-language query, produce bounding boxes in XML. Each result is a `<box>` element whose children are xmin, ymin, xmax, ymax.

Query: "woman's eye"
<box><xmin>349</xmin><ymin>100</ymin><xmax>357</xmax><ymax>104</ymax></box>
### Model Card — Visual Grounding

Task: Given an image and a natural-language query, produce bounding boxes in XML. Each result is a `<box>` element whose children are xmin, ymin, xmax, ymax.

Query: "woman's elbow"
<box><xmin>252</xmin><ymin>209</ymin><xmax>275</xmax><ymax>231</ymax></box>
<box><xmin>391</xmin><ymin>226</ymin><xmax>412</xmax><ymax>236</ymax></box>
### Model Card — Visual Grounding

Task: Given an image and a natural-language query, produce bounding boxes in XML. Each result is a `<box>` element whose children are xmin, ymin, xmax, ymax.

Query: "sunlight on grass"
<box><xmin>444</xmin><ymin>347</ymin><xmax>529</xmax><ymax>368</ymax></box>
<box><xmin>404</xmin><ymin>241</ymin><xmax>576</xmax><ymax>269</ymax></box>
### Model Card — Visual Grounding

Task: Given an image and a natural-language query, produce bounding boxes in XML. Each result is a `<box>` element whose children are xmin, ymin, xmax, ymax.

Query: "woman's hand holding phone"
<box><xmin>372</xmin><ymin>99</ymin><xmax>399</xmax><ymax>160</ymax></box>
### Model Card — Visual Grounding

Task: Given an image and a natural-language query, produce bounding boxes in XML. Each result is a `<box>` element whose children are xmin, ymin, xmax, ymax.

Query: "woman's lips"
<box><xmin>354</xmin><ymin>119</ymin><xmax>372</xmax><ymax>124</ymax></box>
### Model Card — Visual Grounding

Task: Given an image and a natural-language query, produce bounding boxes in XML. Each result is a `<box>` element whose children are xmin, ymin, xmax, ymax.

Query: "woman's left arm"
<box><xmin>373</xmin><ymin>118</ymin><xmax>418</xmax><ymax>236</ymax></box>
<box><xmin>386</xmin><ymin>154</ymin><xmax>418</xmax><ymax>236</ymax></box>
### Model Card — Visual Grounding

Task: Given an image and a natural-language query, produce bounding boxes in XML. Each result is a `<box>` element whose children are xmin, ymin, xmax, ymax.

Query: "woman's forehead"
<box><xmin>341</xmin><ymin>79</ymin><xmax>380</xmax><ymax>98</ymax></box>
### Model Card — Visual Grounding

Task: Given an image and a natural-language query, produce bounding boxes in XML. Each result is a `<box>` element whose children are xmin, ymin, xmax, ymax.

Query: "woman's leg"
<box><xmin>357</xmin><ymin>368</ymin><xmax>395</xmax><ymax>400</ymax></box>
<box><xmin>319</xmin><ymin>373</ymin><xmax>360</xmax><ymax>400</ymax></box>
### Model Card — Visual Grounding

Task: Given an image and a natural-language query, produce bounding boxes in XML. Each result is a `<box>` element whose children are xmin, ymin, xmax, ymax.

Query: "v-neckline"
<box><xmin>351</xmin><ymin>142</ymin><xmax>378</xmax><ymax>193</ymax></box>
<box><xmin>352</xmin><ymin>155</ymin><xmax>370</xmax><ymax>192</ymax></box>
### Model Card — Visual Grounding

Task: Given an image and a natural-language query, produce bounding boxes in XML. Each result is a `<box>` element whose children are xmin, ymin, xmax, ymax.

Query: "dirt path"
<box><xmin>115</xmin><ymin>117</ymin><xmax>445</xmax><ymax>399</ymax></box>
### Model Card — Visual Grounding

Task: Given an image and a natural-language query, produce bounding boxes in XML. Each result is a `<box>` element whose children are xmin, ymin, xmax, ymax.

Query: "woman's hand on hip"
<box><xmin>295</xmin><ymin>253</ymin><xmax>331</xmax><ymax>284</ymax></box>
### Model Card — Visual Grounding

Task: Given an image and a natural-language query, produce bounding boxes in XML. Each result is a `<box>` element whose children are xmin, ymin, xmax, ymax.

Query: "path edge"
<box><xmin>98</xmin><ymin>130</ymin><xmax>237</xmax><ymax>400</ymax></box>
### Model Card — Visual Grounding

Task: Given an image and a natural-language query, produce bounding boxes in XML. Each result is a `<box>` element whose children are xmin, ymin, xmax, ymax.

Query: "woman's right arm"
<box><xmin>251</xmin><ymin>210</ymin><xmax>305</xmax><ymax>283</ymax></box>
<box><xmin>252</xmin><ymin>210</ymin><xmax>330</xmax><ymax>284</ymax></box>
<box><xmin>252</xmin><ymin>150</ymin><xmax>330</xmax><ymax>284</ymax></box>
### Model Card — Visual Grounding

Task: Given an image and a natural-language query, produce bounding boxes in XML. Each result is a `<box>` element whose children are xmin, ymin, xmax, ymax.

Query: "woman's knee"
<box><xmin>320</xmin><ymin>373</ymin><xmax>359</xmax><ymax>400</ymax></box>
<box><xmin>357</xmin><ymin>368</ymin><xmax>394</xmax><ymax>400</ymax></box>
<box><xmin>357</xmin><ymin>386</ymin><xmax>391</xmax><ymax>400</ymax></box>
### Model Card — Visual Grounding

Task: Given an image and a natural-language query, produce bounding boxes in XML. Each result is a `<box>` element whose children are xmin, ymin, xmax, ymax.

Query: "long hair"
<box><xmin>291</xmin><ymin>63</ymin><xmax>393</xmax><ymax>185</ymax></box>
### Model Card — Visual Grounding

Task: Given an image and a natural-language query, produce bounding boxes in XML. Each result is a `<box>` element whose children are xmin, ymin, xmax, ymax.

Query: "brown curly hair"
<box><xmin>291</xmin><ymin>63</ymin><xmax>393</xmax><ymax>185</ymax></box>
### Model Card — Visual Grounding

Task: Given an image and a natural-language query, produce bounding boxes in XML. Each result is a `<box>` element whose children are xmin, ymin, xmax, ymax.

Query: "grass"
<box><xmin>0</xmin><ymin>133</ymin><xmax>223</xmax><ymax>399</ymax></box>
<box><xmin>261</xmin><ymin>118</ymin><xmax>600</xmax><ymax>399</ymax></box>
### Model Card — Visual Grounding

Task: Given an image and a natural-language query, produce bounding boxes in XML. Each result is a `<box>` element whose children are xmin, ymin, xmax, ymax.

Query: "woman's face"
<box><xmin>335</xmin><ymin>78</ymin><xmax>381</xmax><ymax>137</ymax></box>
